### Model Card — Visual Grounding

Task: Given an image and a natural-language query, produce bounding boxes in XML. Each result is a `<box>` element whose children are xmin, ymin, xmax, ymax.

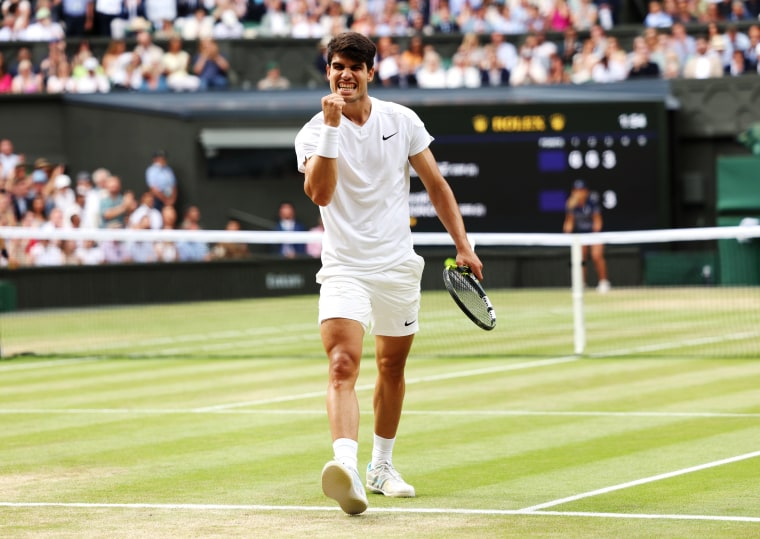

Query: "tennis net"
<box><xmin>1</xmin><ymin>225</ymin><xmax>759</xmax><ymax>359</ymax></box>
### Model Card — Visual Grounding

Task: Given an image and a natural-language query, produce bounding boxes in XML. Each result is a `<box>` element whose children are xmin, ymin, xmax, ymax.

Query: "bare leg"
<box><xmin>591</xmin><ymin>244</ymin><xmax>608</xmax><ymax>282</ymax></box>
<box><xmin>373</xmin><ymin>334</ymin><xmax>414</xmax><ymax>439</ymax></box>
<box><xmin>321</xmin><ymin>318</ymin><xmax>365</xmax><ymax>441</ymax></box>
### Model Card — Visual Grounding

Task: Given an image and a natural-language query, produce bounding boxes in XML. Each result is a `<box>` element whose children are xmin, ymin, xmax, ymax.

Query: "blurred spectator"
<box><xmin>140</xmin><ymin>62</ymin><xmax>171</xmax><ymax>91</ymax></box>
<box><xmin>51</xmin><ymin>173</ymin><xmax>77</xmax><ymax>216</ymax></box>
<box><xmin>259</xmin><ymin>0</ymin><xmax>291</xmax><ymax>37</ymax></box>
<box><xmin>102</xmin><ymin>39</ymin><xmax>135</xmax><ymax>89</ymax></box>
<box><xmin>128</xmin><ymin>191</ymin><xmax>163</xmax><ymax>229</ymax></box>
<box><xmin>546</xmin><ymin>0</ymin><xmax>573</xmax><ymax>32</ymax></box>
<box><xmin>745</xmin><ymin>24</ymin><xmax>760</xmax><ymax>70</ymax></box>
<box><xmin>479</xmin><ymin>44</ymin><xmax>510</xmax><ymax>86</ymax></box>
<box><xmin>628</xmin><ymin>36</ymin><xmax>661</xmax><ymax>78</ymax></box>
<box><xmin>176</xmin><ymin>205</ymin><xmax>211</xmax><ymax>261</ymax></box>
<box><xmin>274</xmin><ymin>201</ymin><xmax>305</xmax><ymax>258</ymax></box>
<box><xmin>445</xmin><ymin>51</ymin><xmax>481</xmax><ymax>87</ymax></box>
<box><xmin>558</xmin><ymin>27</ymin><xmax>582</xmax><ymax>66</ymax></box>
<box><xmin>163</xmin><ymin>35</ymin><xmax>201</xmax><ymax>91</ymax></box>
<box><xmin>125</xmin><ymin>214</ymin><xmax>158</xmax><ymax>263</ymax></box>
<box><xmin>319</xmin><ymin>1</ymin><xmax>348</xmax><ymax>37</ymax></box>
<box><xmin>75</xmin><ymin>171</ymin><xmax>102</xmax><ymax>228</ymax></box>
<box><xmin>510</xmin><ymin>34</ymin><xmax>548</xmax><ymax>85</ymax></box>
<box><xmin>11</xmin><ymin>59</ymin><xmax>43</xmax><ymax>93</ymax></box>
<box><xmin>9</xmin><ymin>167</ymin><xmax>33</xmax><ymax>222</ymax></box>
<box><xmin>61</xmin><ymin>0</ymin><xmax>94</xmax><ymax>36</ymax></box>
<box><xmin>192</xmin><ymin>37</ymin><xmax>230</xmax><ymax>90</ymax></box>
<box><xmin>644</xmin><ymin>0</ymin><xmax>673</xmax><ymax>27</ymax></box>
<box><xmin>546</xmin><ymin>52</ymin><xmax>571</xmax><ymax>83</ymax></box>
<box><xmin>133</xmin><ymin>29</ymin><xmax>164</xmax><ymax>73</ymax></box>
<box><xmin>0</xmin><ymin>187</ymin><xmax>17</xmax><ymax>226</ymax></box>
<box><xmin>178</xmin><ymin>6</ymin><xmax>214</xmax><ymax>40</ymax></box>
<box><xmin>306</xmin><ymin>216</ymin><xmax>323</xmax><ymax>258</ymax></box>
<box><xmin>572</xmin><ymin>0</ymin><xmax>598</xmax><ymax>30</ymax></box>
<box><xmin>213</xmin><ymin>8</ymin><xmax>245</xmax><ymax>39</ymax></box>
<box><xmin>430</xmin><ymin>1</ymin><xmax>459</xmax><ymax>33</ymax></box>
<box><xmin>570</xmin><ymin>38</ymin><xmax>600</xmax><ymax>83</ymax></box>
<box><xmin>591</xmin><ymin>36</ymin><xmax>628</xmax><ymax>82</ymax></box>
<box><xmin>94</xmin><ymin>0</ymin><xmax>124</xmax><ymax>36</ymax></box>
<box><xmin>100</xmin><ymin>174</ymin><xmax>136</xmax><ymax>228</ymax></box>
<box><xmin>144</xmin><ymin>0</ymin><xmax>177</xmax><ymax>31</ymax></box>
<box><xmin>488</xmin><ymin>31</ymin><xmax>518</xmax><ymax>72</ymax></box>
<box><xmin>46</xmin><ymin>60</ymin><xmax>75</xmax><ymax>93</ymax></box>
<box><xmin>669</xmin><ymin>22</ymin><xmax>696</xmax><ymax>69</ymax></box>
<box><xmin>683</xmin><ymin>35</ymin><xmax>724</xmax><ymax>78</ymax></box>
<box><xmin>728</xmin><ymin>48</ymin><xmax>751</xmax><ymax>74</ymax></box>
<box><xmin>145</xmin><ymin>149</ymin><xmax>177</xmax><ymax>212</ymax></box>
<box><xmin>375</xmin><ymin>35</ymin><xmax>402</xmax><ymax>87</ymax></box>
<box><xmin>154</xmin><ymin>204</ymin><xmax>178</xmax><ymax>262</ymax></box>
<box><xmin>671</xmin><ymin>0</ymin><xmax>697</xmax><ymax>23</ymax></box>
<box><xmin>39</xmin><ymin>40</ymin><xmax>68</xmax><ymax>82</ymax></box>
<box><xmin>454</xmin><ymin>32</ymin><xmax>485</xmax><ymax>67</ymax></box>
<box><xmin>415</xmin><ymin>48</ymin><xmax>447</xmax><ymax>88</ymax></box>
<box><xmin>20</xmin><ymin>7</ymin><xmax>65</xmax><ymax>41</ymax></box>
<box><xmin>75</xmin><ymin>239</ymin><xmax>106</xmax><ymax>265</ymax></box>
<box><xmin>257</xmin><ymin>60</ymin><xmax>290</xmax><ymax>90</ymax></box>
<box><xmin>212</xmin><ymin>218</ymin><xmax>250</xmax><ymax>259</ymax></box>
<box><xmin>401</xmin><ymin>34</ymin><xmax>426</xmax><ymax>75</ymax></box>
<box><xmin>0</xmin><ymin>138</ymin><xmax>22</xmax><ymax>182</ymax></box>
<box><xmin>71</xmin><ymin>56</ymin><xmax>110</xmax><ymax>93</ymax></box>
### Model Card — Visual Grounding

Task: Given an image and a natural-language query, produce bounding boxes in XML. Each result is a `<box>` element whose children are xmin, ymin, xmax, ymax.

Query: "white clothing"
<box><xmin>294</xmin><ymin>96</ymin><xmax>432</xmax><ymax>279</ymax></box>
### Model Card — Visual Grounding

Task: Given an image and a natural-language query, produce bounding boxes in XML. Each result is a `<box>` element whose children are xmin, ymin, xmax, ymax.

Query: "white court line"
<box><xmin>194</xmin><ymin>356</ymin><xmax>579</xmax><ymax>411</ymax></box>
<box><xmin>519</xmin><ymin>449</ymin><xmax>760</xmax><ymax>512</ymax></box>
<box><xmin>0</xmin><ymin>502</ymin><xmax>758</xmax><ymax>523</ymax></box>
<box><xmin>1</xmin><ymin>409</ymin><xmax>760</xmax><ymax>420</ymax></box>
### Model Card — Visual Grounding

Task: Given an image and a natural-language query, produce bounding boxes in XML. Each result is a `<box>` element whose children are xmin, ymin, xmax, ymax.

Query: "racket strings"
<box><xmin>447</xmin><ymin>271</ymin><xmax>493</xmax><ymax>323</ymax></box>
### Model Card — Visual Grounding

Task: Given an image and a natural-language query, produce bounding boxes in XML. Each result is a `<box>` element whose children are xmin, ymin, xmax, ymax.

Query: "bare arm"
<box><xmin>303</xmin><ymin>93</ymin><xmax>344</xmax><ymax>207</ymax></box>
<box><xmin>410</xmin><ymin>147</ymin><xmax>483</xmax><ymax>281</ymax></box>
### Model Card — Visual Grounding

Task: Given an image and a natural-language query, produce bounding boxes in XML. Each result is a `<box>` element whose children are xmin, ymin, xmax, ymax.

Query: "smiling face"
<box><xmin>327</xmin><ymin>52</ymin><xmax>374</xmax><ymax>103</ymax></box>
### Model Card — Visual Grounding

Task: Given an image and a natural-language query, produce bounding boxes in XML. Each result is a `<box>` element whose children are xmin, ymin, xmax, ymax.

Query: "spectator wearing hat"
<box><xmin>257</xmin><ymin>60</ymin><xmax>290</xmax><ymax>90</ymax></box>
<box><xmin>20</xmin><ymin>7</ymin><xmax>65</xmax><ymax>41</ymax></box>
<box><xmin>563</xmin><ymin>179</ymin><xmax>610</xmax><ymax>293</ymax></box>
<box><xmin>72</xmin><ymin>57</ymin><xmax>111</xmax><ymax>93</ymax></box>
<box><xmin>52</xmin><ymin>173</ymin><xmax>77</xmax><ymax>216</ymax></box>
<box><xmin>145</xmin><ymin>150</ymin><xmax>177</xmax><ymax>212</ymax></box>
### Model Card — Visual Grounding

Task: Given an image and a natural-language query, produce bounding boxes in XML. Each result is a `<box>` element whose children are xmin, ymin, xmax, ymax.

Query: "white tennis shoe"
<box><xmin>321</xmin><ymin>460</ymin><xmax>368</xmax><ymax>515</ymax></box>
<box><xmin>366</xmin><ymin>461</ymin><xmax>416</xmax><ymax>497</ymax></box>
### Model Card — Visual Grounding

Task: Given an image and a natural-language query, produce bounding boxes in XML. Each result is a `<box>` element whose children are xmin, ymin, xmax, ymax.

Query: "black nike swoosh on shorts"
<box><xmin>382</xmin><ymin>132</ymin><xmax>398</xmax><ymax>141</ymax></box>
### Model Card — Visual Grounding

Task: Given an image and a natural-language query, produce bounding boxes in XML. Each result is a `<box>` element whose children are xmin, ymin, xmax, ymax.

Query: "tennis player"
<box><xmin>295</xmin><ymin>31</ymin><xmax>483</xmax><ymax>515</ymax></box>
<box><xmin>563</xmin><ymin>179</ymin><xmax>610</xmax><ymax>293</ymax></box>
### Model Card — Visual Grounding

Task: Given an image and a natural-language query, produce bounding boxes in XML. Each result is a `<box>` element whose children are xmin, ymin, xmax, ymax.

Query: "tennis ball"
<box><xmin>444</xmin><ymin>257</ymin><xmax>457</xmax><ymax>268</ymax></box>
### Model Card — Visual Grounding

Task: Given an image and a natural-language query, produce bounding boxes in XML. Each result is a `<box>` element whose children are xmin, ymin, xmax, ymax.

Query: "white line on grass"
<box><xmin>0</xmin><ymin>502</ymin><xmax>759</xmax><ymax>523</ymax></box>
<box><xmin>2</xmin><ymin>409</ymin><xmax>760</xmax><ymax>419</ymax></box>
<box><xmin>193</xmin><ymin>356</ymin><xmax>579</xmax><ymax>411</ymax></box>
<box><xmin>519</xmin><ymin>449</ymin><xmax>760</xmax><ymax>512</ymax></box>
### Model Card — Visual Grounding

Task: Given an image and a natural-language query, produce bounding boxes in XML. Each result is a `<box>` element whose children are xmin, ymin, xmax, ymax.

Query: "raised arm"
<box><xmin>410</xmin><ymin>147</ymin><xmax>483</xmax><ymax>281</ymax></box>
<box><xmin>304</xmin><ymin>93</ymin><xmax>344</xmax><ymax>207</ymax></box>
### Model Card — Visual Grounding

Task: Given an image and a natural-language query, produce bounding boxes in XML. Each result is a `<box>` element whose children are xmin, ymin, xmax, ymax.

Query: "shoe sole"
<box><xmin>321</xmin><ymin>461</ymin><xmax>368</xmax><ymax>515</ymax></box>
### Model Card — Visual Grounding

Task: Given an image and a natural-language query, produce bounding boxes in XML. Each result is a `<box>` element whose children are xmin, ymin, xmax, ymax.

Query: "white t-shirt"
<box><xmin>295</xmin><ymin>96</ymin><xmax>432</xmax><ymax>280</ymax></box>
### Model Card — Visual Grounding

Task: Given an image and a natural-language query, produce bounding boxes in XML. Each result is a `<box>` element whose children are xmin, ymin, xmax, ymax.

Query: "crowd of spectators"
<box><xmin>0</xmin><ymin>137</ymin><xmax>257</xmax><ymax>267</ymax></box>
<box><xmin>0</xmin><ymin>0</ymin><xmax>759</xmax><ymax>95</ymax></box>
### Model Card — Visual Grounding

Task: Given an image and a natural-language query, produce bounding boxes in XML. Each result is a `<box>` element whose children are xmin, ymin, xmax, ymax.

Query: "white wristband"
<box><xmin>315</xmin><ymin>124</ymin><xmax>339</xmax><ymax>159</ymax></box>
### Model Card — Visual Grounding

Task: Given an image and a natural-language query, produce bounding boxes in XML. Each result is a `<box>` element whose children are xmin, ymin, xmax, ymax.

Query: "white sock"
<box><xmin>333</xmin><ymin>438</ymin><xmax>358</xmax><ymax>472</ymax></box>
<box><xmin>371</xmin><ymin>433</ymin><xmax>395</xmax><ymax>468</ymax></box>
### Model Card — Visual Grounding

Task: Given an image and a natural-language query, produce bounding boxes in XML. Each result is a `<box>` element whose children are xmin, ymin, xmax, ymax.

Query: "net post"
<box><xmin>570</xmin><ymin>237</ymin><xmax>586</xmax><ymax>355</ymax></box>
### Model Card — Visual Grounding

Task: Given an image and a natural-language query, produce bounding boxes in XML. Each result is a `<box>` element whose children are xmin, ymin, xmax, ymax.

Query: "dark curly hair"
<box><xmin>326</xmin><ymin>32</ymin><xmax>377</xmax><ymax>70</ymax></box>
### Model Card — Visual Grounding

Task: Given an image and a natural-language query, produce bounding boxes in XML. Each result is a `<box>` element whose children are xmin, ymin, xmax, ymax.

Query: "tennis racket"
<box><xmin>442</xmin><ymin>262</ymin><xmax>496</xmax><ymax>331</ymax></box>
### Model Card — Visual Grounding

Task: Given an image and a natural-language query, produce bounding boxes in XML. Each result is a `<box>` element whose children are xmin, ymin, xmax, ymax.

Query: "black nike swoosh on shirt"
<box><xmin>404</xmin><ymin>320</ymin><xmax>416</xmax><ymax>326</ymax></box>
<box><xmin>382</xmin><ymin>132</ymin><xmax>398</xmax><ymax>141</ymax></box>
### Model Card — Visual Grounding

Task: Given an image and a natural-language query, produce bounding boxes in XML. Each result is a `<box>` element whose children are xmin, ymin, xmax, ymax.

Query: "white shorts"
<box><xmin>318</xmin><ymin>254</ymin><xmax>425</xmax><ymax>336</ymax></box>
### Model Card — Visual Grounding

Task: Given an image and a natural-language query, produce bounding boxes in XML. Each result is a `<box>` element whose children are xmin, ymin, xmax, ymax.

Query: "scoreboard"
<box><xmin>410</xmin><ymin>100</ymin><xmax>670</xmax><ymax>233</ymax></box>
